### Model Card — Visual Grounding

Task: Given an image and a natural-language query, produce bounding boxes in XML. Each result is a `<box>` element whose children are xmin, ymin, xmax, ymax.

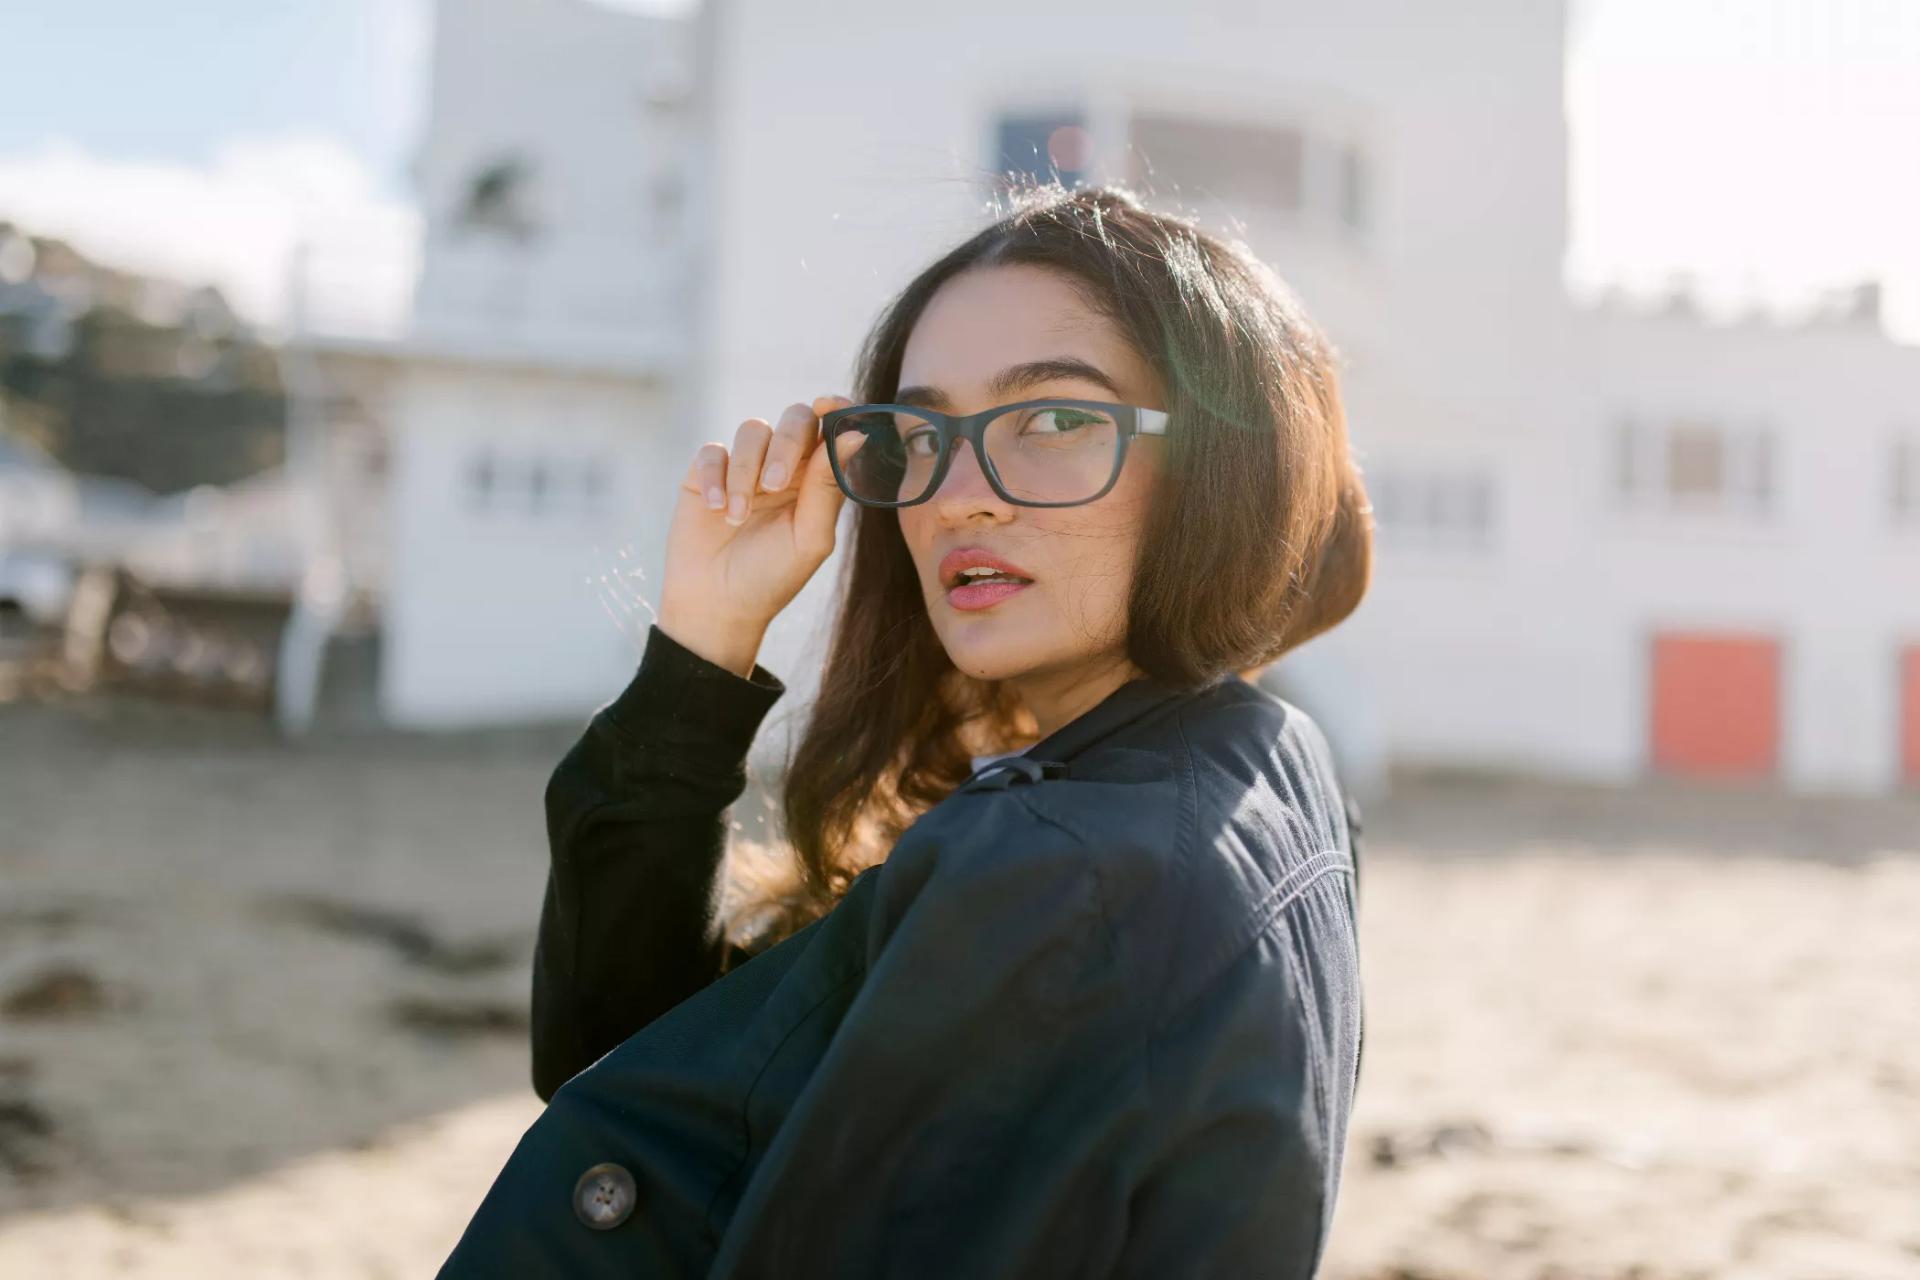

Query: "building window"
<box><xmin>651</xmin><ymin>172</ymin><xmax>685</xmax><ymax>236</ymax></box>
<box><xmin>527</xmin><ymin>459</ymin><xmax>550</xmax><ymax>515</ymax></box>
<box><xmin>466</xmin><ymin>446</ymin><xmax>614</xmax><ymax>521</ymax></box>
<box><xmin>1614</xmin><ymin>416</ymin><xmax>1774</xmax><ymax>519</ymax></box>
<box><xmin>1126</xmin><ymin>112</ymin><xmax>1304</xmax><ymax>213</ymax></box>
<box><xmin>1337</xmin><ymin>141</ymin><xmax>1368</xmax><ymax>231</ymax></box>
<box><xmin>1614</xmin><ymin>413</ymin><xmax>1639</xmax><ymax>494</ymax></box>
<box><xmin>1893</xmin><ymin>434</ymin><xmax>1920</xmax><ymax>524</ymax></box>
<box><xmin>640</xmin><ymin>64</ymin><xmax>690</xmax><ymax>117</ymax></box>
<box><xmin>363</xmin><ymin>437</ymin><xmax>389</xmax><ymax>481</ymax></box>
<box><xmin>581</xmin><ymin>456</ymin><xmax>611</xmax><ymax>516</ymax></box>
<box><xmin>1667</xmin><ymin>423</ymin><xmax>1724</xmax><ymax>498</ymax></box>
<box><xmin>467</xmin><ymin>449</ymin><xmax>498</xmax><ymax>512</ymax></box>
<box><xmin>1750</xmin><ymin>432</ymin><xmax>1775</xmax><ymax>508</ymax></box>
<box><xmin>993</xmin><ymin>112</ymin><xmax>1090</xmax><ymax>190</ymax></box>
<box><xmin>1369</xmin><ymin>463</ymin><xmax>1498</xmax><ymax>550</ymax></box>
<box><xmin>453</xmin><ymin>153</ymin><xmax>541</xmax><ymax>243</ymax></box>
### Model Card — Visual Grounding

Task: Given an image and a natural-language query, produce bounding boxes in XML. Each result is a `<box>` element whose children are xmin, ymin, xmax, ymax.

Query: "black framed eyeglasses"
<box><xmin>817</xmin><ymin>398</ymin><xmax>1171</xmax><ymax>509</ymax></box>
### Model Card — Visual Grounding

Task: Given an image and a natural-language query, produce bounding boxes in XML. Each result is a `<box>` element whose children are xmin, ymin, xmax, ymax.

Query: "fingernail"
<box><xmin>706</xmin><ymin>485</ymin><xmax>725</xmax><ymax>509</ymax></box>
<box><xmin>762</xmin><ymin>462</ymin><xmax>787</xmax><ymax>490</ymax></box>
<box><xmin>727</xmin><ymin>493</ymin><xmax>746</xmax><ymax>522</ymax></box>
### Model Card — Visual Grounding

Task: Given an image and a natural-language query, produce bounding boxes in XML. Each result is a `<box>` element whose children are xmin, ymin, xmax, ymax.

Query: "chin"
<box><xmin>941</xmin><ymin>640</ymin><xmax>1022</xmax><ymax>684</ymax></box>
<box><xmin>932</xmin><ymin>620</ymin><xmax>1037</xmax><ymax>684</ymax></box>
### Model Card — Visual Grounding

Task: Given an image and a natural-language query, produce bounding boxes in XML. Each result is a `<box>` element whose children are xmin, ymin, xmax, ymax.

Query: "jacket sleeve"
<box><xmin>1112</xmin><ymin>933</ymin><xmax>1338</xmax><ymax>1280</ymax></box>
<box><xmin>531</xmin><ymin>622</ymin><xmax>785</xmax><ymax>1101</ymax></box>
<box><xmin>704</xmin><ymin>790</ymin><xmax>1152</xmax><ymax>1279</ymax></box>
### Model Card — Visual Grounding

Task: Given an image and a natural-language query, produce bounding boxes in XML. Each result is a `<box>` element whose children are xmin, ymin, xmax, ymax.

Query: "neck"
<box><xmin>1008</xmin><ymin>650</ymin><xmax>1145</xmax><ymax>740</ymax></box>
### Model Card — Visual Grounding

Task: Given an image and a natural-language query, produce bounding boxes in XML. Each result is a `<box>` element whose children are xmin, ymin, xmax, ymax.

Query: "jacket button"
<box><xmin>573</xmin><ymin>1162</ymin><xmax>638</xmax><ymax>1230</ymax></box>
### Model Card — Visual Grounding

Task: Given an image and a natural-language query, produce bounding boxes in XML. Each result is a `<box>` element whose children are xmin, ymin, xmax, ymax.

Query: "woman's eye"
<box><xmin>903</xmin><ymin>428</ymin><xmax>940</xmax><ymax>457</ymax></box>
<box><xmin>1024</xmin><ymin>410</ymin><xmax>1095</xmax><ymax>434</ymax></box>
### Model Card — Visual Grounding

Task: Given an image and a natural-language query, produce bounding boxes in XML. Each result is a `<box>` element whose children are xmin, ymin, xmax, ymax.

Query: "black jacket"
<box><xmin>441</xmin><ymin>623</ymin><xmax>1365</xmax><ymax>1278</ymax></box>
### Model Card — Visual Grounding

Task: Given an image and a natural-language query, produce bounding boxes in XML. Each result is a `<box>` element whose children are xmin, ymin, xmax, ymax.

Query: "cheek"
<box><xmin>1049</xmin><ymin>509</ymin><xmax>1142</xmax><ymax>615</ymax></box>
<box><xmin>896</xmin><ymin>511</ymin><xmax>935</xmax><ymax>582</ymax></box>
<box><xmin>1065</xmin><ymin>478</ymin><xmax>1154</xmax><ymax>616</ymax></box>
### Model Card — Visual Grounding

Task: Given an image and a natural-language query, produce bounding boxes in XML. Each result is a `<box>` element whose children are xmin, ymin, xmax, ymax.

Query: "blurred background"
<box><xmin>1</xmin><ymin>0</ymin><xmax>1916</xmax><ymax>1275</ymax></box>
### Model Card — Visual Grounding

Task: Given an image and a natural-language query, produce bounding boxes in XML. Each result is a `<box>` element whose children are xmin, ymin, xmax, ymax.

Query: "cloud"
<box><xmin>0</xmin><ymin>134</ymin><xmax>421</xmax><ymax>336</ymax></box>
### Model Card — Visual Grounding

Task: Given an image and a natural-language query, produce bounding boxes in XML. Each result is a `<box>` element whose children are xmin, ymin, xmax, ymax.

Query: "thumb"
<box><xmin>792</xmin><ymin>399</ymin><xmax>853</xmax><ymax>555</ymax></box>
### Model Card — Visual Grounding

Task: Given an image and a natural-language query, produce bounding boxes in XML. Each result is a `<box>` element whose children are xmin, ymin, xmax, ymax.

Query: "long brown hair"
<box><xmin>716</xmin><ymin>180</ymin><xmax>1373</xmax><ymax>962</ymax></box>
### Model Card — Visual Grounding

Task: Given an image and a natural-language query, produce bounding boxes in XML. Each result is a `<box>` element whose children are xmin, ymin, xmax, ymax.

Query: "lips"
<box><xmin>937</xmin><ymin>546</ymin><xmax>1035</xmax><ymax>613</ymax></box>
<box><xmin>937</xmin><ymin>546</ymin><xmax>1035</xmax><ymax>590</ymax></box>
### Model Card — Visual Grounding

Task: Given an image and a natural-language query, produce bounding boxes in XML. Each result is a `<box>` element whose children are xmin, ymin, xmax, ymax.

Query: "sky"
<box><xmin>0</xmin><ymin>0</ymin><xmax>431</xmax><ymax>327</ymax></box>
<box><xmin>1565</xmin><ymin>0</ymin><xmax>1920</xmax><ymax>337</ymax></box>
<box><xmin>0</xmin><ymin>0</ymin><xmax>1915</xmax><ymax>341</ymax></box>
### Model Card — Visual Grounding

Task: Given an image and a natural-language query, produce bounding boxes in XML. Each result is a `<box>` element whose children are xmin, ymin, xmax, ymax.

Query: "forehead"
<box><xmin>898</xmin><ymin>263</ymin><xmax>1151</xmax><ymax>401</ymax></box>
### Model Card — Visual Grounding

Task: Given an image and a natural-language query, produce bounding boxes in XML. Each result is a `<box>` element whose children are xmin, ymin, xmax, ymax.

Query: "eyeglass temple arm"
<box><xmin>815</xmin><ymin>406</ymin><xmax>1169</xmax><ymax>434</ymax></box>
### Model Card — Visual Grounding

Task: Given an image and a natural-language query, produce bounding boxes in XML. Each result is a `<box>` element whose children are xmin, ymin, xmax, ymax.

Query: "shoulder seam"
<box><xmin>1007</xmin><ymin>789</ymin><xmax>1125</xmax><ymax>1006</ymax></box>
<box><xmin>1152</xmin><ymin>852</ymin><xmax>1353</xmax><ymax>1043</ymax></box>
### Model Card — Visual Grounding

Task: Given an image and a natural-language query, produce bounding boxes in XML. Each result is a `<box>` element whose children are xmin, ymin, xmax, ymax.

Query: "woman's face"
<box><xmin>894</xmin><ymin>263</ymin><xmax>1166</xmax><ymax>706</ymax></box>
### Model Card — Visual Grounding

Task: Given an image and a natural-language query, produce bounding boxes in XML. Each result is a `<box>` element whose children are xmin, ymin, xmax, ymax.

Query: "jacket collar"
<box><xmin>1021</xmin><ymin>671</ymin><xmax>1225</xmax><ymax>767</ymax></box>
<box><xmin>956</xmin><ymin>673</ymin><xmax>1224</xmax><ymax>792</ymax></box>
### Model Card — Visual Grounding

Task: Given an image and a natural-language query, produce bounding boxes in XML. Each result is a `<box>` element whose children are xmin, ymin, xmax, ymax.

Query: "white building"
<box><xmin>296</xmin><ymin>0</ymin><xmax>1919</xmax><ymax>795</ymax></box>
<box><xmin>692</xmin><ymin>0</ymin><xmax>1920</xmax><ymax>795</ymax></box>
<box><xmin>290</xmin><ymin>0</ymin><xmax>701</xmax><ymax>727</ymax></box>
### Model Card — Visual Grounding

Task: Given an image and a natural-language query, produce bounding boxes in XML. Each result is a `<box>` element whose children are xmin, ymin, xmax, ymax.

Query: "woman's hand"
<box><xmin>656</xmin><ymin>394</ymin><xmax>858</xmax><ymax>677</ymax></box>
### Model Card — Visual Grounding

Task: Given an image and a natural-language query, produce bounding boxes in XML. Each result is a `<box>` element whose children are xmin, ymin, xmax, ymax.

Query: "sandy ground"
<box><xmin>1</xmin><ymin>692</ymin><xmax>1917</xmax><ymax>1278</ymax></box>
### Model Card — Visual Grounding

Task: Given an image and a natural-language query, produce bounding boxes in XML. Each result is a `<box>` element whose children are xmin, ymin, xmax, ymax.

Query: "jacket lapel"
<box><xmin>960</xmin><ymin>673</ymin><xmax>1217</xmax><ymax>791</ymax></box>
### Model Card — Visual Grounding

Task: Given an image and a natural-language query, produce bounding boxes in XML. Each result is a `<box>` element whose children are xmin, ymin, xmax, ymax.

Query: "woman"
<box><xmin>441</xmin><ymin>182</ymin><xmax>1373</xmax><ymax>1278</ymax></box>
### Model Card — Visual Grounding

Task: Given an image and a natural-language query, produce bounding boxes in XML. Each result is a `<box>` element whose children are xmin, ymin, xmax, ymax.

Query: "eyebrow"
<box><xmin>893</xmin><ymin>357</ymin><xmax>1126</xmax><ymax>412</ymax></box>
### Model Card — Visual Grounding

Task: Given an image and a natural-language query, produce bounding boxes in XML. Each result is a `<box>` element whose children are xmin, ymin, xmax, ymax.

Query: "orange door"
<box><xmin>1649</xmin><ymin>631</ymin><xmax>1780</xmax><ymax>779</ymax></box>
<box><xmin>1901</xmin><ymin>645</ymin><xmax>1920</xmax><ymax>787</ymax></box>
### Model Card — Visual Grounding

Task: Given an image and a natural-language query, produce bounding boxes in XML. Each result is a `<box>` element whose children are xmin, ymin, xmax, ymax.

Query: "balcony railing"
<box><xmin>285</xmin><ymin>230</ymin><xmax>696</xmax><ymax>371</ymax></box>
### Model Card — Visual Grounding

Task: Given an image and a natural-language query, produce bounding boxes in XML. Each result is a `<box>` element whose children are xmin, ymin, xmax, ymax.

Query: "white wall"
<box><xmin>381</xmin><ymin>359</ymin><xmax>681</xmax><ymax>727</ymax></box>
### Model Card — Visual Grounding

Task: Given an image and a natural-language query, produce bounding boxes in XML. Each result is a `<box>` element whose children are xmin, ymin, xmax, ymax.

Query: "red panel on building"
<box><xmin>1649</xmin><ymin>632</ymin><xmax>1780</xmax><ymax>779</ymax></box>
<box><xmin>1901</xmin><ymin>645</ymin><xmax>1920</xmax><ymax>787</ymax></box>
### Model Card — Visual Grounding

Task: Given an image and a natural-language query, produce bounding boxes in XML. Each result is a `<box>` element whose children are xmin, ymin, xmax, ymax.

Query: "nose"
<box><xmin>931</xmin><ymin>434</ymin><xmax>1013</xmax><ymax>522</ymax></box>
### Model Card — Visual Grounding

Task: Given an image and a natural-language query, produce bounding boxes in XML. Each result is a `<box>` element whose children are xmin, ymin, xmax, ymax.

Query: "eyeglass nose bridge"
<box><xmin>930</xmin><ymin>417</ymin><xmax>1003</xmax><ymax>500</ymax></box>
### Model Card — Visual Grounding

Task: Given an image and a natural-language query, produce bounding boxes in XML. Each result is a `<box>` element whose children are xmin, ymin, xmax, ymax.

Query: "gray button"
<box><xmin>573</xmin><ymin>1162</ymin><xmax>637</xmax><ymax>1230</ymax></box>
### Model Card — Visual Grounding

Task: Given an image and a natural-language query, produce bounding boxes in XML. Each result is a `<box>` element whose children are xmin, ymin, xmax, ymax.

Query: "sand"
<box><xmin>2</xmin><ymin>694</ymin><xmax>1916</xmax><ymax>1278</ymax></box>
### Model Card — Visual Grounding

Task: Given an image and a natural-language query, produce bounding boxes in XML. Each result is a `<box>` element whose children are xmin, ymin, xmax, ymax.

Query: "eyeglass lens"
<box><xmin>828</xmin><ymin>404</ymin><xmax>1121</xmax><ymax>505</ymax></box>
